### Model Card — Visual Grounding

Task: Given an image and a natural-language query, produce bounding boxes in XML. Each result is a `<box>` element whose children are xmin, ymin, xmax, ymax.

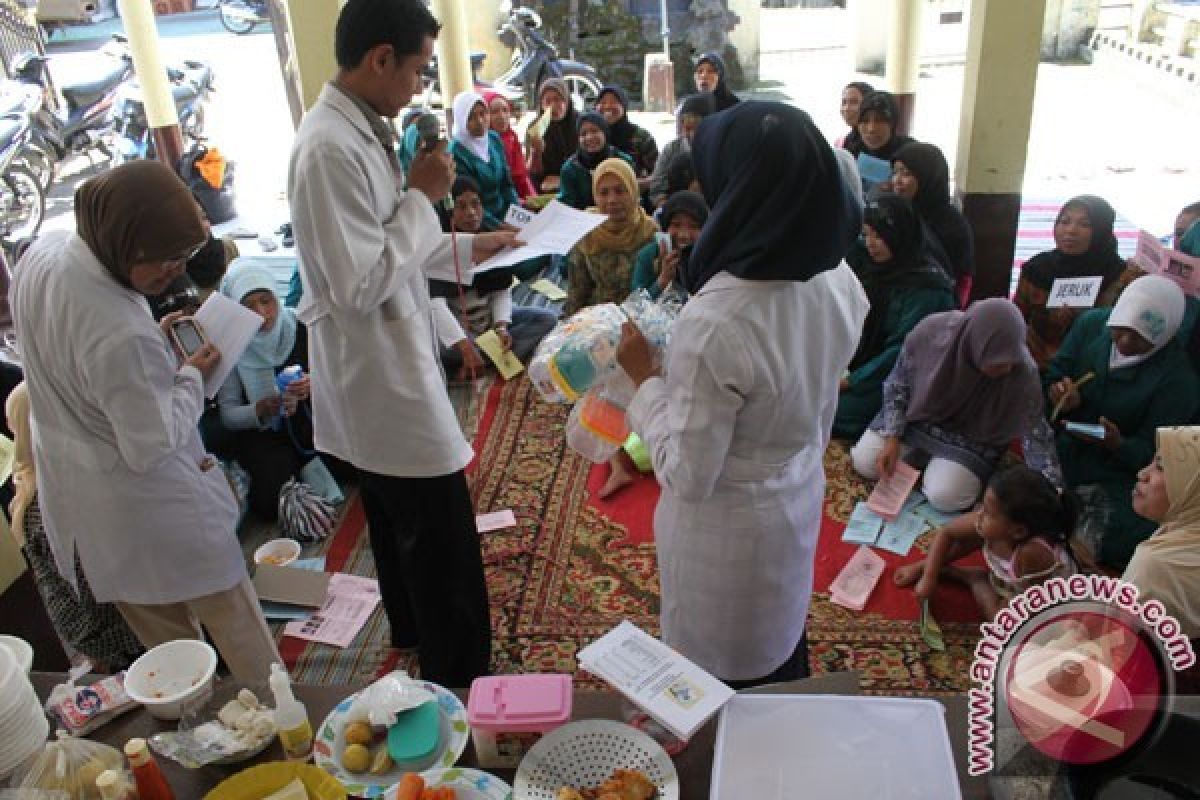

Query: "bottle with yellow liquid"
<box><xmin>269</xmin><ymin>662</ymin><xmax>313</xmax><ymax>760</ymax></box>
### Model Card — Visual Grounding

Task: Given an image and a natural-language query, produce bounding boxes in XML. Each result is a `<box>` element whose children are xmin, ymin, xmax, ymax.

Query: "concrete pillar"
<box><xmin>851</xmin><ymin>0</ymin><xmax>889</xmax><ymax>75</ymax></box>
<box><xmin>283</xmin><ymin>0</ymin><xmax>340</xmax><ymax>111</ymax></box>
<box><xmin>463</xmin><ymin>0</ymin><xmax>509</xmax><ymax>82</ymax></box>
<box><xmin>431</xmin><ymin>0</ymin><xmax>473</xmax><ymax>119</ymax></box>
<box><xmin>885</xmin><ymin>0</ymin><xmax>924</xmax><ymax>136</ymax></box>
<box><xmin>726</xmin><ymin>0</ymin><xmax>761</xmax><ymax>85</ymax></box>
<box><xmin>956</xmin><ymin>0</ymin><xmax>1047</xmax><ymax>301</ymax></box>
<box><xmin>117</xmin><ymin>0</ymin><xmax>182</xmax><ymax>167</ymax></box>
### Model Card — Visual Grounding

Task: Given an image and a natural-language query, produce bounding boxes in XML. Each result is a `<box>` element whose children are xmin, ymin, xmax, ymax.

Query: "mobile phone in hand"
<box><xmin>1064</xmin><ymin>421</ymin><xmax>1106</xmax><ymax>439</ymax></box>
<box><xmin>169</xmin><ymin>317</ymin><xmax>208</xmax><ymax>358</ymax></box>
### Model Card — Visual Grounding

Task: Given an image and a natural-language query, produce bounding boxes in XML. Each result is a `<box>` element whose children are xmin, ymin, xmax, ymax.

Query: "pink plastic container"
<box><xmin>467</xmin><ymin>674</ymin><xmax>573</xmax><ymax>768</ymax></box>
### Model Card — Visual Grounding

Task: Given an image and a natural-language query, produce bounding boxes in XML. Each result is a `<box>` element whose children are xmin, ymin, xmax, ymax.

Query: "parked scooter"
<box><xmin>419</xmin><ymin>51</ymin><xmax>501</xmax><ymax>108</ymax></box>
<box><xmin>493</xmin><ymin>0</ymin><xmax>601</xmax><ymax>111</ymax></box>
<box><xmin>0</xmin><ymin>114</ymin><xmax>46</xmax><ymax>258</ymax></box>
<box><xmin>218</xmin><ymin>0</ymin><xmax>269</xmax><ymax>35</ymax></box>
<box><xmin>110</xmin><ymin>59</ymin><xmax>214</xmax><ymax>165</ymax></box>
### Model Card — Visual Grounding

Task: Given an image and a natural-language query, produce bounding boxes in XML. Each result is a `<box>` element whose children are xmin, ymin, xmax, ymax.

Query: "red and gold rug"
<box><xmin>284</xmin><ymin>375</ymin><xmax>982</xmax><ymax>696</ymax></box>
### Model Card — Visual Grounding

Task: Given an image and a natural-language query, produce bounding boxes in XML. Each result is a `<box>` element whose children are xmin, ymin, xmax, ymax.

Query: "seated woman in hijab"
<box><xmin>631</xmin><ymin>190</ymin><xmax>708</xmax><ymax>300</ymax></box>
<box><xmin>890</xmin><ymin>142</ymin><xmax>975</xmax><ymax>306</ymax></box>
<box><xmin>1046</xmin><ymin>275</ymin><xmax>1198</xmax><ymax>569</ymax></box>
<box><xmin>845</xmin><ymin>90</ymin><xmax>914</xmax><ymax>163</ymax></box>
<box><xmin>563</xmin><ymin>158</ymin><xmax>659</xmax><ymax>497</ymax></box>
<box><xmin>433</xmin><ymin>177</ymin><xmax>558</xmax><ymax>374</ymax></box>
<box><xmin>1014</xmin><ymin>195</ymin><xmax>1130</xmax><ymax>370</ymax></box>
<box><xmin>693</xmin><ymin>51</ymin><xmax>740</xmax><ymax>111</ymax></box>
<box><xmin>648</xmin><ymin>94</ymin><xmax>715</xmax><ymax>209</ymax></box>
<box><xmin>834</xmin><ymin>194</ymin><xmax>956</xmax><ymax>440</ymax></box>
<box><xmin>449</xmin><ymin>91</ymin><xmax>518</xmax><ymax>231</ymax></box>
<box><xmin>216</xmin><ymin>260</ymin><xmax>322</xmax><ymax>522</ymax></box>
<box><xmin>1124</xmin><ymin>426</ymin><xmax>1200</xmax><ymax>688</ymax></box>
<box><xmin>483</xmin><ymin>91</ymin><xmax>536</xmax><ymax>200</ymax></box>
<box><xmin>614</xmin><ymin>102</ymin><xmax>868</xmax><ymax>688</ymax></box>
<box><xmin>557</xmin><ymin>112</ymin><xmax>635</xmax><ymax>211</ymax></box>
<box><xmin>851</xmin><ymin>299</ymin><xmax>1061</xmax><ymax>513</ymax></box>
<box><xmin>526</xmin><ymin>78</ymin><xmax>580</xmax><ymax>194</ymax></box>
<box><xmin>836</xmin><ymin>80</ymin><xmax>874</xmax><ymax>149</ymax></box>
<box><xmin>595</xmin><ymin>86</ymin><xmax>658</xmax><ymax>192</ymax></box>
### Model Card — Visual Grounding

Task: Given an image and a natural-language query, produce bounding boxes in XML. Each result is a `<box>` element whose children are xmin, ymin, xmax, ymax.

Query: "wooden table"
<box><xmin>32</xmin><ymin>673</ymin><xmax>988</xmax><ymax>798</ymax></box>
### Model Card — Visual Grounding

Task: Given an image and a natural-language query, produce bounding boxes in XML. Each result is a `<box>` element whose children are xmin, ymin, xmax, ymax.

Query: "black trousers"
<box><xmin>723</xmin><ymin>631</ymin><xmax>810</xmax><ymax>691</ymax></box>
<box><xmin>359</xmin><ymin>469</ymin><xmax>492</xmax><ymax>686</ymax></box>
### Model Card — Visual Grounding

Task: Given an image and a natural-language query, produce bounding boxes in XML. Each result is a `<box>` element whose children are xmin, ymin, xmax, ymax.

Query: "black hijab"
<box><xmin>660</xmin><ymin>190</ymin><xmax>709</xmax><ymax>230</ymax></box>
<box><xmin>841</xmin><ymin>80</ymin><xmax>874</xmax><ymax>152</ymax></box>
<box><xmin>538</xmin><ymin>78</ymin><xmax>580</xmax><ymax>179</ymax></box>
<box><xmin>681</xmin><ymin>102</ymin><xmax>861</xmax><ymax>294</ymax></box>
<box><xmin>1021</xmin><ymin>195</ymin><xmax>1126</xmax><ymax>290</ymax></box>
<box><xmin>848</xmin><ymin>193</ymin><xmax>953</xmax><ymax>369</ymax></box>
<box><xmin>596</xmin><ymin>85</ymin><xmax>637</xmax><ymax>157</ymax></box>
<box><xmin>695</xmin><ymin>52</ymin><xmax>739</xmax><ymax>112</ymax></box>
<box><xmin>574</xmin><ymin>111</ymin><xmax>619</xmax><ymax>171</ymax></box>
<box><xmin>431</xmin><ymin>176</ymin><xmax>512</xmax><ymax>295</ymax></box>
<box><xmin>678</xmin><ymin>92</ymin><xmax>717</xmax><ymax>121</ymax></box>
<box><xmin>892</xmin><ymin>141</ymin><xmax>975</xmax><ymax>279</ymax></box>
<box><xmin>851</xmin><ymin>90</ymin><xmax>914</xmax><ymax>160</ymax></box>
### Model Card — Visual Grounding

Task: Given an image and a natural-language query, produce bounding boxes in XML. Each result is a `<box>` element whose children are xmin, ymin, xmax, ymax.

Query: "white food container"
<box><xmin>124</xmin><ymin>639</ymin><xmax>217</xmax><ymax>720</ymax></box>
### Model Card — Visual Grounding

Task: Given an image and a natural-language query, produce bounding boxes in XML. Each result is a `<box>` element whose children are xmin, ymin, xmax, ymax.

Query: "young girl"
<box><xmin>894</xmin><ymin>465</ymin><xmax>1078</xmax><ymax>619</ymax></box>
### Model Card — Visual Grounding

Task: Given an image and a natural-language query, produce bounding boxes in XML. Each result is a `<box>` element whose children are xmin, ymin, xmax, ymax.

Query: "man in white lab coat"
<box><xmin>288</xmin><ymin>0</ymin><xmax>514</xmax><ymax>685</ymax></box>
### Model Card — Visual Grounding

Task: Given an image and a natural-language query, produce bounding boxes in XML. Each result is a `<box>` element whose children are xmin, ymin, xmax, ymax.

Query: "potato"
<box><xmin>342</xmin><ymin>743</ymin><xmax>371</xmax><ymax>773</ymax></box>
<box><xmin>344</xmin><ymin>720</ymin><xmax>373</xmax><ymax>746</ymax></box>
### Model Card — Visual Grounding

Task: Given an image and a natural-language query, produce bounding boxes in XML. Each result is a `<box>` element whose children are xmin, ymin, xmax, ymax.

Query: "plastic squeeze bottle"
<box><xmin>124</xmin><ymin>738</ymin><xmax>174</xmax><ymax>800</ymax></box>
<box><xmin>269</xmin><ymin>662</ymin><xmax>313</xmax><ymax>760</ymax></box>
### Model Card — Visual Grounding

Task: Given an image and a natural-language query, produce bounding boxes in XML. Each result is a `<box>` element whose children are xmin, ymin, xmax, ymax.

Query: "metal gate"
<box><xmin>0</xmin><ymin>1</ymin><xmax>46</xmax><ymax>79</ymax></box>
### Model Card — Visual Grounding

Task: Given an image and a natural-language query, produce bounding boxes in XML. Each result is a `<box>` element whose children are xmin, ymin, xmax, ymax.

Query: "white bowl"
<box><xmin>124</xmin><ymin>639</ymin><xmax>217</xmax><ymax>720</ymax></box>
<box><xmin>254</xmin><ymin>538</ymin><xmax>301</xmax><ymax>567</ymax></box>
<box><xmin>0</xmin><ymin>635</ymin><xmax>33</xmax><ymax>674</ymax></box>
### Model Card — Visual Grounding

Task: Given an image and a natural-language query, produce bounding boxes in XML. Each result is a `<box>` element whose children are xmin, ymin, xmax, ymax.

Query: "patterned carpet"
<box><xmin>279</xmin><ymin>372</ymin><xmax>990</xmax><ymax>696</ymax></box>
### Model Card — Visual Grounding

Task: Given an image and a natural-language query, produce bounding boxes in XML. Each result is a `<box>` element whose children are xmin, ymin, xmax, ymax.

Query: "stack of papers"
<box><xmin>829</xmin><ymin>546</ymin><xmax>886</xmax><ymax>611</ymax></box>
<box><xmin>578</xmin><ymin>621</ymin><xmax>734</xmax><ymax>741</ymax></box>
<box><xmin>866</xmin><ymin>461</ymin><xmax>920</xmax><ymax>520</ymax></box>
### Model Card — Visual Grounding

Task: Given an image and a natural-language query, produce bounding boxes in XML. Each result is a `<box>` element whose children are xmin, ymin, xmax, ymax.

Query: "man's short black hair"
<box><xmin>335</xmin><ymin>0</ymin><xmax>441</xmax><ymax>70</ymax></box>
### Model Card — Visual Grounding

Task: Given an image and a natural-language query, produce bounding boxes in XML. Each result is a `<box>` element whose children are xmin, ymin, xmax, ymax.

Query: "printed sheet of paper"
<box><xmin>578</xmin><ymin>620</ymin><xmax>734</xmax><ymax>741</ymax></box>
<box><xmin>530</xmin><ymin>278</ymin><xmax>568</xmax><ymax>301</ymax></box>
<box><xmin>474</xmin><ymin>201</ymin><xmax>607</xmax><ymax>272</ymax></box>
<box><xmin>193</xmin><ymin>292</ymin><xmax>264</xmax><ymax>399</ymax></box>
<box><xmin>829</xmin><ymin>545</ymin><xmax>886</xmax><ymax>611</ymax></box>
<box><xmin>866</xmin><ymin>461</ymin><xmax>920</xmax><ymax>520</ymax></box>
<box><xmin>1134</xmin><ymin>229</ymin><xmax>1200</xmax><ymax>296</ymax></box>
<box><xmin>876</xmin><ymin>512</ymin><xmax>927</xmax><ymax>557</ymax></box>
<box><xmin>475</xmin><ymin>330</ymin><xmax>524</xmax><ymax>380</ymax></box>
<box><xmin>283</xmin><ymin>573</ymin><xmax>380</xmax><ymax>648</ymax></box>
<box><xmin>842</xmin><ymin>502</ymin><xmax>884</xmax><ymax>545</ymax></box>
<box><xmin>476</xmin><ymin>509</ymin><xmax>517</xmax><ymax>532</ymax></box>
<box><xmin>911</xmin><ymin>501</ymin><xmax>958</xmax><ymax>530</ymax></box>
<box><xmin>1047</xmin><ymin>276</ymin><xmax>1103</xmax><ymax>308</ymax></box>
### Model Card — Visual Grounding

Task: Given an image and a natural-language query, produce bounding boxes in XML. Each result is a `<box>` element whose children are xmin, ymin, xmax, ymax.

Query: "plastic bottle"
<box><xmin>269</xmin><ymin>662</ymin><xmax>313</xmax><ymax>761</ymax></box>
<box><xmin>124</xmin><ymin>738</ymin><xmax>174</xmax><ymax>800</ymax></box>
<box><xmin>95</xmin><ymin>769</ymin><xmax>136</xmax><ymax>800</ymax></box>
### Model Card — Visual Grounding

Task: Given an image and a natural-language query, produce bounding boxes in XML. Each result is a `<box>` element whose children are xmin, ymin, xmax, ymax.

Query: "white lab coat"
<box><xmin>288</xmin><ymin>85</ymin><xmax>478</xmax><ymax>477</ymax></box>
<box><xmin>626</xmin><ymin>266</ymin><xmax>869</xmax><ymax>680</ymax></box>
<box><xmin>9</xmin><ymin>232</ymin><xmax>244</xmax><ymax>605</ymax></box>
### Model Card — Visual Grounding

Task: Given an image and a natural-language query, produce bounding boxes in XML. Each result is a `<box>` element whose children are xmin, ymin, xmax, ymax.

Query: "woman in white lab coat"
<box><xmin>617</xmin><ymin>102</ymin><xmax>869</xmax><ymax>685</ymax></box>
<box><xmin>10</xmin><ymin>162</ymin><xmax>280</xmax><ymax>685</ymax></box>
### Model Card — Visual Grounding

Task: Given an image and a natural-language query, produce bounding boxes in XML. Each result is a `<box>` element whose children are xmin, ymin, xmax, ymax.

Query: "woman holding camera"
<box><xmin>10</xmin><ymin>162</ymin><xmax>279</xmax><ymax>686</ymax></box>
<box><xmin>214</xmin><ymin>259</ymin><xmax>327</xmax><ymax>523</ymax></box>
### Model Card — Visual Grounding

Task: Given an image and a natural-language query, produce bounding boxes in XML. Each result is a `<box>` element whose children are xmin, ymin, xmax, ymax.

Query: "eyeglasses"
<box><xmin>165</xmin><ymin>240</ymin><xmax>207</xmax><ymax>266</ymax></box>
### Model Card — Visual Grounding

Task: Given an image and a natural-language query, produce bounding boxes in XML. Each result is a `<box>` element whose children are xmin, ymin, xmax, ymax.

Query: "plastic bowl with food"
<box><xmin>125</xmin><ymin>639</ymin><xmax>218</xmax><ymax>721</ymax></box>
<box><xmin>254</xmin><ymin>538</ymin><xmax>302</xmax><ymax>567</ymax></box>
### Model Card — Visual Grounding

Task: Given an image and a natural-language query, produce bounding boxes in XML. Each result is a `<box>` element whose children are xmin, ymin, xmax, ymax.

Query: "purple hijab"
<box><xmin>904</xmin><ymin>299</ymin><xmax>1041</xmax><ymax>447</ymax></box>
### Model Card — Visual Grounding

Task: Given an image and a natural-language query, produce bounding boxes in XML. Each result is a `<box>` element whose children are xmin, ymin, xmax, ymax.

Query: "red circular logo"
<box><xmin>1003</xmin><ymin>609</ymin><xmax>1164</xmax><ymax>765</ymax></box>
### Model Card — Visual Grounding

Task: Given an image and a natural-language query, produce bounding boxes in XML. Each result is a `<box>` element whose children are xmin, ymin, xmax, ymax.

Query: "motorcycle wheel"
<box><xmin>0</xmin><ymin>167</ymin><xmax>45</xmax><ymax>247</ymax></box>
<box><xmin>219</xmin><ymin>2</ymin><xmax>257</xmax><ymax>35</ymax></box>
<box><xmin>562</xmin><ymin>70</ymin><xmax>601</xmax><ymax>112</ymax></box>
<box><xmin>16</xmin><ymin>143</ymin><xmax>56</xmax><ymax>193</ymax></box>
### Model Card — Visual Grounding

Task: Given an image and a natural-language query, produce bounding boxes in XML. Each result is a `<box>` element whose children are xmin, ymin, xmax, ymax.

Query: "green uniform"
<box><xmin>556</xmin><ymin>150</ymin><xmax>635</xmax><ymax>210</ymax></box>
<box><xmin>450</xmin><ymin>132</ymin><xmax>518</xmax><ymax>230</ymax></box>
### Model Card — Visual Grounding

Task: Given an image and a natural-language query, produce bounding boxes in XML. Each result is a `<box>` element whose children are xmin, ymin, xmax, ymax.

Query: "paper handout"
<box><xmin>474</xmin><ymin>201</ymin><xmax>607</xmax><ymax>272</ymax></box>
<box><xmin>876</xmin><ymin>513</ymin><xmax>927</xmax><ymax>557</ymax></box>
<box><xmin>842</xmin><ymin>502</ymin><xmax>884</xmax><ymax>545</ymax></box>
<box><xmin>530</xmin><ymin>278</ymin><xmax>568</xmax><ymax>301</ymax></box>
<box><xmin>475</xmin><ymin>509</ymin><xmax>517</xmax><ymax>532</ymax></box>
<box><xmin>192</xmin><ymin>292</ymin><xmax>264</xmax><ymax>399</ymax></box>
<box><xmin>866</xmin><ymin>460</ymin><xmax>920</xmax><ymax>520</ymax></box>
<box><xmin>1134</xmin><ymin>229</ymin><xmax>1200</xmax><ymax>296</ymax></box>
<box><xmin>829</xmin><ymin>546</ymin><xmax>886</xmax><ymax>611</ymax></box>
<box><xmin>475</xmin><ymin>330</ymin><xmax>524</xmax><ymax>380</ymax></box>
<box><xmin>283</xmin><ymin>573</ymin><xmax>381</xmax><ymax>648</ymax></box>
<box><xmin>578</xmin><ymin>620</ymin><xmax>734</xmax><ymax>741</ymax></box>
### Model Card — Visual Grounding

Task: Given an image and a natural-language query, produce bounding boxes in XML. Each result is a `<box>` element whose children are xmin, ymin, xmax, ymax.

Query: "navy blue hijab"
<box><xmin>681</xmin><ymin>102</ymin><xmax>862</xmax><ymax>293</ymax></box>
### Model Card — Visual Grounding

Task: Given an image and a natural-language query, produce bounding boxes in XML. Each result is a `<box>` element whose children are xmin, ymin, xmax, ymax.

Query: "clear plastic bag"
<box><xmin>346</xmin><ymin>671</ymin><xmax>435</xmax><ymax>728</ymax></box>
<box><xmin>43</xmin><ymin>667</ymin><xmax>137</xmax><ymax>738</ymax></box>
<box><xmin>149</xmin><ymin>679</ymin><xmax>275</xmax><ymax>769</ymax></box>
<box><xmin>8</xmin><ymin>731</ymin><xmax>127</xmax><ymax>800</ymax></box>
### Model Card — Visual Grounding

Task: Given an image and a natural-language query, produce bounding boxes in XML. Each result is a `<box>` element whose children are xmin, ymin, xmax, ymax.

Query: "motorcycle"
<box><xmin>493</xmin><ymin>0</ymin><xmax>601</xmax><ymax>112</ymax></box>
<box><xmin>0</xmin><ymin>113</ymin><xmax>46</xmax><ymax>258</ymax></box>
<box><xmin>218</xmin><ymin>0</ymin><xmax>269</xmax><ymax>35</ymax></box>
<box><xmin>110</xmin><ymin>59</ymin><xmax>214</xmax><ymax>165</ymax></box>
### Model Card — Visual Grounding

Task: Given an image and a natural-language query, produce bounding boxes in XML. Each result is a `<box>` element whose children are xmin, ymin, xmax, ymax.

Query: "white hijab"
<box><xmin>1106</xmin><ymin>275</ymin><xmax>1185</xmax><ymax>370</ymax></box>
<box><xmin>451</xmin><ymin>91</ymin><xmax>490</xmax><ymax>163</ymax></box>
